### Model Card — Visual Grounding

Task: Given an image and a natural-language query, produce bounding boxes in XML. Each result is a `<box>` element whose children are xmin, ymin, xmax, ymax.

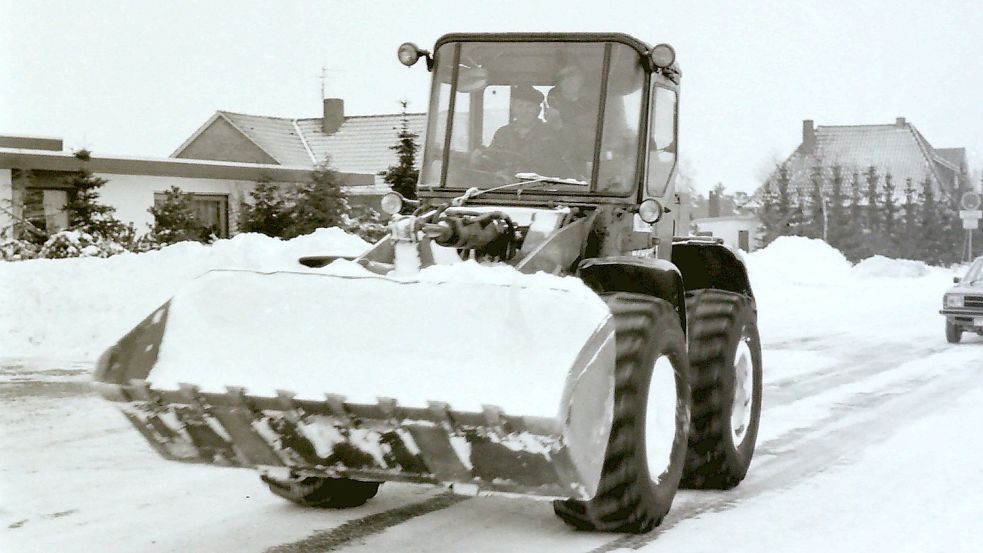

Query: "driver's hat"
<box><xmin>512</xmin><ymin>85</ymin><xmax>544</xmax><ymax>105</ymax></box>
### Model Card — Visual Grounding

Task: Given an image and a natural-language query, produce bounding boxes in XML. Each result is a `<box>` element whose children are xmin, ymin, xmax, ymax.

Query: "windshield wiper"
<box><xmin>514</xmin><ymin>173</ymin><xmax>589</xmax><ymax>187</ymax></box>
<box><xmin>450</xmin><ymin>174</ymin><xmax>588</xmax><ymax>206</ymax></box>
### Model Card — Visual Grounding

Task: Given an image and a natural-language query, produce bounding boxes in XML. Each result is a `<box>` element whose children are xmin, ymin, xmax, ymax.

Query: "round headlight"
<box><xmin>398</xmin><ymin>43</ymin><xmax>421</xmax><ymax>67</ymax></box>
<box><xmin>380</xmin><ymin>192</ymin><xmax>404</xmax><ymax>215</ymax></box>
<box><xmin>649</xmin><ymin>43</ymin><xmax>676</xmax><ymax>69</ymax></box>
<box><xmin>638</xmin><ymin>198</ymin><xmax>664</xmax><ymax>224</ymax></box>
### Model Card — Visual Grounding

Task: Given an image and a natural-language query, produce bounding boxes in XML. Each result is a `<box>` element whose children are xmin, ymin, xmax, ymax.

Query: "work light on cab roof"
<box><xmin>649</xmin><ymin>43</ymin><xmax>676</xmax><ymax>68</ymax></box>
<box><xmin>398</xmin><ymin>42</ymin><xmax>431</xmax><ymax>68</ymax></box>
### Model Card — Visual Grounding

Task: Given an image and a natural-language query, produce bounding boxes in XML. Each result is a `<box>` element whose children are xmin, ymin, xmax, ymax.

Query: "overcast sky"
<box><xmin>1</xmin><ymin>0</ymin><xmax>980</xmax><ymax>193</ymax></box>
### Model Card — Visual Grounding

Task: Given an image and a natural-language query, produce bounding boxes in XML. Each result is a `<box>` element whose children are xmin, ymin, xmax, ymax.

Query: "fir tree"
<box><xmin>284</xmin><ymin>160</ymin><xmax>349</xmax><ymax>238</ymax></box>
<box><xmin>827</xmin><ymin>164</ymin><xmax>863</xmax><ymax>258</ymax></box>
<box><xmin>790</xmin><ymin>188</ymin><xmax>808</xmax><ymax>237</ymax></box>
<box><xmin>379</xmin><ymin>101</ymin><xmax>420</xmax><ymax>201</ymax></box>
<box><xmin>238</xmin><ymin>178</ymin><xmax>292</xmax><ymax>237</ymax></box>
<box><xmin>918</xmin><ymin>176</ymin><xmax>944</xmax><ymax>264</ymax></box>
<box><xmin>756</xmin><ymin>164</ymin><xmax>795</xmax><ymax>244</ymax></box>
<box><xmin>146</xmin><ymin>186</ymin><xmax>213</xmax><ymax>245</ymax></box>
<box><xmin>864</xmin><ymin>166</ymin><xmax>881</xmax><ymax>240</ymax></box>
<box><xmin>900</xmin><ymin>177</ymin><xmax>919</xmax><ymax>259</ymax></box>
<box><xmin>880</xmin><ymin>172</ymin><xmax>899</xmax><ymax>257</ymax></box>
<box><xmin>807</xmin><ymin>165</ymin><xmax>826</xmax><ymax>240</ymax></box>
<box><xmin>61</xmin><ymin>149</ymin><xmax>134</xmax><ymax>243</ymax></box>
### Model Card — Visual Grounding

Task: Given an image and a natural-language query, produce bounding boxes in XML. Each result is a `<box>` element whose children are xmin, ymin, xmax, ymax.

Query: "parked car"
<box><xmin>941</xmin><ymin>256</ymin><xmax>983</xmax><ymax>343</ymax></box>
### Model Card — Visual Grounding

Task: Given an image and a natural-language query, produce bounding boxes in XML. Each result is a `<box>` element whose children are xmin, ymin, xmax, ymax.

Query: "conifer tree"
<box><xmin>864</xmin><ymin>166</ymin><xmax>881</xmax><ymax>240</ymax></box>
<box><xmin>379</xmin><ymin>101</ymin><xmax>420</xmax><ymax>201</ymax></box>
<box><xmin>761</xmin><ymin>164</ymin><xmax>795</xmax><ymax>242</ymax></box>
<box><xmin>880</xmin><ymin>172</ymin><xmax>899</xmax><ymax>257</ymax></box>
<box><xmin>900</xmin><ymin>177</ymin><xmax>918</xmax><ymax>259</ymax></box>
<box><xmin>284</xmin><ymin>160</ymin><xmax>349</xmax><ymax>238</ymax></box>
<box><xmin>790</xmin><ymin>188</ymin><xmax>808</xmax><ymax>237</ymax></box>
<box><xmin>918</xmin><ymin>176</ymin><xmax>943</xmax><ymax>264</ymax></box>
<box><xmin>807</xmin><ymin>165</ymin><xmax>826</xmax><ymax>240</ymax></box>
<box><xmin>146</xmin><ymin>186</ymin><xmax>213</xmax><ymax>245</ymax></box>
<box><xmin>827</xmin><ymin>164</ymin><xmax>863</xmax><ymax>258</ymax></box>
<box><xmin>61</xmin><ymin>149</ymin><xmax>133</xmax><ymax>243</ymax></box>
<box><xmin>238</xmin><ymin>178</ymin><xmax>292</xmax><ymax>237</ymax></box>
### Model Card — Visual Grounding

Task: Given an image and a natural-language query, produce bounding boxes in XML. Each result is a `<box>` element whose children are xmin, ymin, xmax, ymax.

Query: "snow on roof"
<box><xmin>176</xmin><ymin>109</ymin><xmax>427</xmax><ymax>185</ymax></box>
<box><xmin>771</xmin><ymin>119</ymin><xmax>966</xmax><ymax>201</ymax></box>
<box><xmin>218</xmin><ymin>112</ymin><xmax>315</xmax><ymax>167</ymax></box>
<box><xmin>297</xmin><ymin>113</ymin><xmax>427</xmax><ymax>179</ymax></box>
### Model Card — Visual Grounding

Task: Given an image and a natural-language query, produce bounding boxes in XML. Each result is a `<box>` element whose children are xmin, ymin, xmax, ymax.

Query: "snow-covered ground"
<box><xmin>2</xmin><ymin>232</ymin><xmax>981</xmax><ymax>553</ymax></box>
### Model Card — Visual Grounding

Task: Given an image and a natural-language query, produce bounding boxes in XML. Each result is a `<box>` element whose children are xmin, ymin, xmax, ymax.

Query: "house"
<box><xmin>691</xmin><ymin>214</ymin><xmax>761</xmax><ymax>252</ymax></box>
<box><xmin>172</xmin><ymin>98</ymin><xmax>427</xmax><ymax>204</ymax></box>
<box><xmin>0</xmin><ymin>135</ymin><xmax>372</xmax><ymax>239</ymax></box>
<box><xmin>772</xmin><ymin>117</ymin><xmax>969</xmax><ymax>200</ymax></box>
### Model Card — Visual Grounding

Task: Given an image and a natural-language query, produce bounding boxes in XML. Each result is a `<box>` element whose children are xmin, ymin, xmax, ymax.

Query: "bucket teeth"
<box><xmin>106</xmin><ymin>381</ymin><xmax>583</xmax><ymax>498</ymax></box>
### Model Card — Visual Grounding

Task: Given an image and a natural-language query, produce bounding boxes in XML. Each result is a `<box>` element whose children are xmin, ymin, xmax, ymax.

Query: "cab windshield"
<box><xmin>419</xmin><ymin>41</ymin><xmax>646</xmax><ymax>195</ymax></box>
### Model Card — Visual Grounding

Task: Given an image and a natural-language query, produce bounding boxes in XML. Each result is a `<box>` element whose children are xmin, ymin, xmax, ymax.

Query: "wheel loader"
<box><xmin>93</xmin><ymin>32</ymin><xmax>762</xmax><ymax>533</ymax></box>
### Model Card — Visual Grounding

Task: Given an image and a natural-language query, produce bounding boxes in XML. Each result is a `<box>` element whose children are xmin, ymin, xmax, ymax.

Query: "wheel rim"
<box><xmin>731</xmin><ymin>338</ymin><xmax>754</xmax><ymax>446</ymax></box>
<box><xmin>646</xmin><ymin>355</ymin><xmax>678</xmax><ymax>482</ymax></box>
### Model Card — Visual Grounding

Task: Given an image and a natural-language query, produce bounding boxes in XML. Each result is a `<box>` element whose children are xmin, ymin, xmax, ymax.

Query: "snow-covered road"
<box><xmin>3</xmin><ymin>234</ymin><xmax>982</xmax><ymax>552</ymax></box>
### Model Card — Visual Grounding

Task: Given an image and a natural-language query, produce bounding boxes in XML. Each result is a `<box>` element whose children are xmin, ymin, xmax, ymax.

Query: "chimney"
<box><xmin>802</xmin><ymin>119</ymin><xmax>815</xmax><ymax>153</ymax></box>
<box><xmin>708</xmin><ymin>190</ymin><xmax>721</xmax><ymax>217</ymax></box>
<box><xmin>322</xmin><ymin>98</ymin><xmax>345</xmax><ymax>134</ymax></box>
<box><xmin>895</xmin><ymin>117</ymin><xmax>906</xmax><ymax>127</ymax></box>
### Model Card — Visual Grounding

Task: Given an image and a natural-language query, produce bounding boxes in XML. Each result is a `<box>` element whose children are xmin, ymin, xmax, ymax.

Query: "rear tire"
<box><xmin>553</xmin><ymin>293</ymin><xmax>690</xmax><ymax>533</ymax></box>
<box><xmin>946</xmin><ymin>321</ymin><xmax>962</xmax><ymax>344</ymax></box>
<box><xmin>680</xmin><ymin>289</ymin><xmax>763</xmax><ymax>490</ymax></box>
<box><xmin>261</xmin><ymin>474</ymin><xmax>381</xmax><ymax>508</ymax></box>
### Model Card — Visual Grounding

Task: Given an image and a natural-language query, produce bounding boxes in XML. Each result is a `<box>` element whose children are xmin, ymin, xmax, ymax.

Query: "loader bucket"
<box><xmin>94</xmin><ymin>264</ymin><xmax>618</xmax><ymax>500</ymax></box>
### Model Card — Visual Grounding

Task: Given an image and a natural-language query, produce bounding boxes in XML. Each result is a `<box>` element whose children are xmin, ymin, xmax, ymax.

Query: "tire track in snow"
<box><xmin>763</xmin><ymin>340</ymin><xmax>950</xmax><ymax>407</ymax></box>
<box><xmin>591</xmin><ymin>354</ymin><xmax>983</xmax><ymax>552</ymax></box>
<box><xmin>261</xmin><ymin>341</ymin><xmax>972</xmax><ymax>553</ymax></box>
<box><xmin>263</xmin><ymin>492</ymin><xmax>469</xmax><ymax>553</ymax></box>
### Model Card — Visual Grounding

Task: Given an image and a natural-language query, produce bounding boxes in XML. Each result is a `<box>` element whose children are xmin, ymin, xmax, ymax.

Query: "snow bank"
<box><xmin>852</xmin><ymin>255</ymin><xmax>929</xmax><ymax>278</ymax></box>
<box><xmin>746</xmin><ymin>236</ymin><xmax>852</xmax><ymax>286</ymax></box>
<box><xmin>0</xmin><ymin>229</ymin><xmax>370</xmax><ymax>361</ymax></box>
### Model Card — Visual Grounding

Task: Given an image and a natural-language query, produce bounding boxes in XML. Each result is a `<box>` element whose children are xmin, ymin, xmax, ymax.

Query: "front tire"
<box><xmin>553</xmin><ymin>293</ymin><xmax>690</xmax><ymax>533</ymax></box>
<box><xmin>681</xmin><ymin>289</ymin><xmax>763</xmax><ymax>490</ymax></box>
<box><xmin>945</xmin><ymin>321</ymin><xmax>962</xmax><ymax>344</ymax></box>
<box><xmin>261</xmin><ymin>474</ymin><xmax>381</xmax><ymax>508</ymax></box>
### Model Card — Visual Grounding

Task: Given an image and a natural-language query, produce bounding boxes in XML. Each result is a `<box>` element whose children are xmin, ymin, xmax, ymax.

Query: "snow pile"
<box><xmin>745</xmin><ymin>236</ymin><xmax>852</xmax><ymax>286</ymax></box>
<box><xmin>852</xmin><ymin>255</ymin><xmax>930</xmax><ymax>278</ymax></box>
<box><xmin>745</xmin><ymin>236</ymin><xmax>953</xmax><ymax>346</ymax></box>
<box><xmin>149</xmin><ymin>258</ymin><xmax>613</xmax><ymax>416</ymax></box>
<box><xmin>0</xmin><ymin>229</ymin><xmax>370</xmax><ymax>360</ymax></box>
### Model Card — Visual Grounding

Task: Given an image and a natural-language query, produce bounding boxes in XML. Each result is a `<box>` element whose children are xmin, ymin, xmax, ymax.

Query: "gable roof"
<box><xmin>172</xmin><ymin>109</ymin><xmax>427</xmax><ymax>185</ymax></box>
<box><xmin>297</xmin><ymin>114</ymin><xmax>426</xmax><ymax>176</ymax></box>
<box><xmin>772</xmin><ymin>119</ymin><xmax>966</xmax><ymax>201</ymax></box>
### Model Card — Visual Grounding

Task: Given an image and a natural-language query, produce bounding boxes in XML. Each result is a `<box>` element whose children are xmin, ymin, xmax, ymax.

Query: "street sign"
<box><xmin>963</xmin><ymin>219</ymin><xmax>980</xmax><ymax>229</ymax></box>
<box><xmin>960</xmin><ymin>209</ymin><xmax>983</xmax><ymax>219</ymax></box>
<box><xmin>962</xmin><ymin>191</ymin><xmax>982</xmax><ymax>211</ymax></box>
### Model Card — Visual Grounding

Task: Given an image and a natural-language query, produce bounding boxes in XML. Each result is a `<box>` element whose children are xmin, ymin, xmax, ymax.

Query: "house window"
<box><xmin>153</xmin><ymin>192</ymin><xmax>229</xmax><ymax>238</ymax></box>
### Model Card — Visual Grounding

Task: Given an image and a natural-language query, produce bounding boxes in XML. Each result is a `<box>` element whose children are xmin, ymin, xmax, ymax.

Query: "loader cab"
<box><xmin>404</xmin><ymin>33</ymin><xmax>680</xmax><ymax>208</ymax></box>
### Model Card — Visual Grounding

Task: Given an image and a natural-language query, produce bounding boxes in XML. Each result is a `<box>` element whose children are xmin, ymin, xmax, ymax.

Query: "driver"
<box><xmin>475</xmin><ymin>85</ymin><xmax>564</xmax><ymax>177</ymax></box>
